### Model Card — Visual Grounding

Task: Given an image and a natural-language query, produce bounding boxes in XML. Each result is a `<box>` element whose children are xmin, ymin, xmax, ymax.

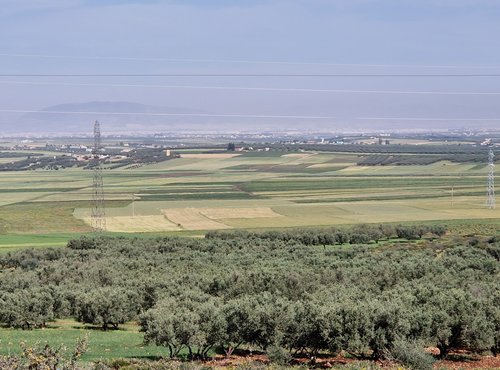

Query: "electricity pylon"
<box><xmin>487</xmin><ymin>148</ymin><xmax>495</xmax><ymax>209</ymax></box>
<box><xmin>91</xmin><ymin>121</ymin><xmax>106</xmax><ymax>232</ymax></box>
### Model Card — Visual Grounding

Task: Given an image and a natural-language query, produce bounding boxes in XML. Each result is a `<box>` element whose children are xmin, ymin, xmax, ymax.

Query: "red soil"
<box><xmin>205</xmin><ymin>353</ymin><xmax>500</xmax><ymax>369</ymax></box>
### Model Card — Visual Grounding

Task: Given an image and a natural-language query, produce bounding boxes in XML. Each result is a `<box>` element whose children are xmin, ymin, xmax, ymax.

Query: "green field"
<box><xmin>1</xmin><ymin>150</ymin><xmax>499</xmax><ymax>249</ymax></box>
<box><xmin>0</xmin><ymin>320</ymin><xmax>166</xmax><ymax>361</ymax></box>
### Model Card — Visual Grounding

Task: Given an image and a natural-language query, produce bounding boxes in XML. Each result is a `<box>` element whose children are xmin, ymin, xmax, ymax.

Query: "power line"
<box><xmin>1</xmin><ymin>80</ymin><xmax>500</xmax><ymax>95</ymax></box>
<box><xmin>1</xmin><ymin>53</ymin><xmax>500</xmax><ymax>69</ymax></box>
<box><xmin>1</xmin><ymin>74</ymin><xmax>500</xmax><ymax>78</ymax></box>
<box><xmin>1</xmin><ymin>109</ymin><xmax>499</xmax><ymax>121</ymax></box>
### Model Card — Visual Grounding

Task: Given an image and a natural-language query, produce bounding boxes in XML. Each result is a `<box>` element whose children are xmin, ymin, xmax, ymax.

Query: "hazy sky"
<box><xmin>1</xmin><ymin>0</ymin><xmax>500</xmax><ymax>133</ymax></box>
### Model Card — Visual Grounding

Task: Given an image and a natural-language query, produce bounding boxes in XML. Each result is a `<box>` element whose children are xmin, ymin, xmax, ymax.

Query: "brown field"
<box><xmin>204</xmin><ymin>351</ymin><xmax>500</xmax><ymax>369</ymax></box>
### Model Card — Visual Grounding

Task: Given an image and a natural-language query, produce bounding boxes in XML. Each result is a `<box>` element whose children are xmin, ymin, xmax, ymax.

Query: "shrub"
<box><xmin>266</xmin><ymin>345</ymin><xmax>291</xmax><ymax>365</ymax></box>
<box><xmin>385</xmin><ymin>339</ymin><xmax>435</xmax><ymax>370</ymax></box>
<box><xmin>0</xmin><ymin>337</ymin><xmax>88</xmax><ymax>370</ymax></box>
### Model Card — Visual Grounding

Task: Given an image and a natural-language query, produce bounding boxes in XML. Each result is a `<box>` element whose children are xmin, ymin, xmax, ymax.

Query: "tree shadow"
<box><xmin>70</xmin><ymin>324</ymin><xmax>127</xmax><ymax>331</ymax></box>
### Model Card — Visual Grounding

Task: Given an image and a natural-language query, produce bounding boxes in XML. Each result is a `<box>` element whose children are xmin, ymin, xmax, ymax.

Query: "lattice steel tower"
<box><xmin>487</xmin><ymin>148</ymin><xmax>495</xmax><ymax>209</ymax></box>
<box><xmin>91</xmin><ymin>120</ymin><xmax>106</xmax><ymax>232</ymax></box>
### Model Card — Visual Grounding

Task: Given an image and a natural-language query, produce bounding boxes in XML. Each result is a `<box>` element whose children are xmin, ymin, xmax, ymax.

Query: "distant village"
<box><xmin>1</xmin><ymin>129</ymin><xmax>498</xmax><ymax>171</ymax></box>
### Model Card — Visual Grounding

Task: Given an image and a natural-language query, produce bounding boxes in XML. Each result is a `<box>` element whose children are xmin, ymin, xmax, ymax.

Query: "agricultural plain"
<box><xmin>0</xmin><ymin>145</ymin><xmax>499</xmax><ymax>369</ymax></box>
<box><xmin>1</xmin><ymin>148</ymin><xmax>499</xmax><ymax>249</ymax></box>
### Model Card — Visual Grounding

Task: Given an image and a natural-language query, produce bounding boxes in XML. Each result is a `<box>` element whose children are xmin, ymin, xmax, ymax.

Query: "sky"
<box><xmin>0</xmin><ymin>0</ymin><xmax>500</xmax><ymax>133</ymax></box>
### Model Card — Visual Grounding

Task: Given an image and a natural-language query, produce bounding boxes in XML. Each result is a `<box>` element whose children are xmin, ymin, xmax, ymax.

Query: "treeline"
<box><xmin>0</xmin><ymin>148</ymin><xmax>177</xmax><ymax>171</ymax></box>
<box><xmin>206</xmin><ymin>224</ymin><xmax>447</xmax><ymax>244</ymax></box>
<box><xmin>0</xmin><ymin>227</ymin><xmax>498</xmax><ymax>366</ymax></box>
<box><xmin>0</xmin><ymin>152</ymin><xmax>38</xmax><ymax>158</ymax></box>
<box><xmin>0</xmin><ymin>155</ymin><xmax>84</xmax><ymax>171</ymax></box>
<box><xmin>251</xmin><ymin>143</ymin><xmax>494</xmax><ymax>155</ymax></box>
<box><xmin>357</xmin><ymin>154</ymin><xmax>491</xmax><ymax>166</ymax></box>
<box><xmin>97</xmin><ymin>148</ymin><xmax>178</xmax><ymax>170</ymax></box>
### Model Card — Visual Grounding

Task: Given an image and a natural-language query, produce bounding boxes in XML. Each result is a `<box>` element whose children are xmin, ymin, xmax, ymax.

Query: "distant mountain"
<box><xmin>12</xmin><ymin>101</ymin><xmax>210</xmax><ymax>134</ymax></box>
<box><xmin>11</xmin><ymin>100</ymin><xmax>496</xmax><ymax>135</ymax></box>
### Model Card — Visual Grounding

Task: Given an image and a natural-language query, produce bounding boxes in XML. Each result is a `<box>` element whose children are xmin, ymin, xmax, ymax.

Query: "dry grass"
<box><xmin>199</xmin><ymin>207</ymin><xmax>282</xmax><ymax>219</ymax></box>
<box><xmin>162</xmin><ymin>208</ymin><xmax>231</xmax><ymax>230</ymax></box>
<box><xmin>82</xmin><ymin>215</ymin><xmax>181</xmax><ymax>232</ymax></box>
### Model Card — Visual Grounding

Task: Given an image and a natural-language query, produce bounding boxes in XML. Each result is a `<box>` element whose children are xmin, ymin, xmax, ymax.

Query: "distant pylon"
<box><xmin>91</xmin><ymin>121</ymin><xmax>106</xmax><ymax>232</ymax></box>
<box><xmin>487</xmin><ymin>148</ymin><xmax>495</xmax><ymax>209</ymax></box>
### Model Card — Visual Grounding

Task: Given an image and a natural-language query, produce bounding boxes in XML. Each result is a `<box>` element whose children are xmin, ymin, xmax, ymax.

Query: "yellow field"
<box><xmin>198</xmin><ymin>207</ymin><xmax>282</xmax><ymax>219</ymax></box>
<box><xmin>159</xmin><ymin>207</ymin><xmax>283</xmax><ymax>231</ymax></box>
<box><xmin>162</xmin><ymin>208</ymin><xmax>231</xmax><ymax>230</ymax></box>
<box><xmin>82</xmin><ymin>215</ymin><xmax>181</xmax><ymax>232</ymax></box>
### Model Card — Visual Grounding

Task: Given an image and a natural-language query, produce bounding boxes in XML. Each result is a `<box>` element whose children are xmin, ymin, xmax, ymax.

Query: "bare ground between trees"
<box><xmin>202</xmin><ymin>352</ymin><xmax>500</xmax><ymax>369</ymax></box>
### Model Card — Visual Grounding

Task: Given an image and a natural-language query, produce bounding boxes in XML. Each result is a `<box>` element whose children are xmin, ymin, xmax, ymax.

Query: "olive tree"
<box><xmin>0</xmin><ymin>288</ymin><xmax>54</xmax><ymax>329</ymax></box>
<box><xmin>74</xmin><ymin>287</ymin><xmax>139</xmax><ymax>330</ymax></box>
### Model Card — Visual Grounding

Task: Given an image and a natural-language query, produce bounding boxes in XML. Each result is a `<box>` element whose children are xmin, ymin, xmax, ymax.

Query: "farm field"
<box><xmin>1</xmin><ymin>149</ymin><xmax>500</xmax><ymax>249</ymax></box>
